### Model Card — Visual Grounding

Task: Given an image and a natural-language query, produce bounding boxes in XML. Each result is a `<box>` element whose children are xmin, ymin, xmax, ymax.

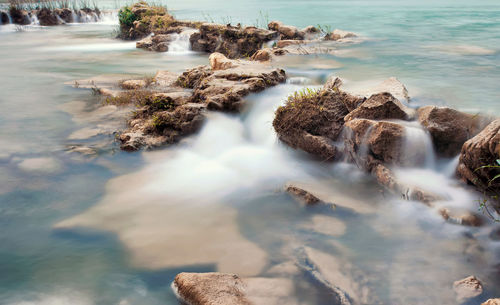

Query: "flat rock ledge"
<box><xmin>81</xmin><ymin>53</ymin><xmax>285</xmax><ymax>151</ymax></box>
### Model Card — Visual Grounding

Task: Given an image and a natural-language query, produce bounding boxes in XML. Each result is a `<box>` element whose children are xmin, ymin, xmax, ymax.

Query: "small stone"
<box><xmin>453</xmin><ymin>275</ymin><xmax>483</xmax><ymax>303</ymax></box>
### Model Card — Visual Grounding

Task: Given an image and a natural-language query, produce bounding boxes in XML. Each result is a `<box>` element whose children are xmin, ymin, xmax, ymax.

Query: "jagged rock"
<box><xmin>136</xmin><ymin>36</ymin><xmax>153</xmax><ymax>49</ymax></box>
<box><xmin>9</xmin><ymin>7</ymin><xmax>30</xmax><ymax>25</ymax></box>
<box><xmin>179</xmin><ymin>55</ymin><xmax>286</xmax><ymax>111</ymax></box>
<box><xmin>325</xmin><ymin>29</ymin><xmax>357</xmax><ymax>41</ymax></box>
<box><xmin>457</xmin><ymin>119</ymin><xmax>500</xmax><ymax>195</ymax></box>
<box><xmin>345</xmin><ymin>77</ymin><xmax>409</xmax><ymax>103</ymax></box>
<box><xmin>273</xmin><ymin>88</ymin><xmax>364</xmax><ymax>161</ymax></box>
<box><xmin>37</xmin><ymin>8</ymin><xmax>61</xmax><ymax>26</ymax></box>
<box><xmin>452</xmin><ymin>276</ymin><xmax>483</xmax><ymax>303</ymax></box>
<box><xmin>190</xmin><ymin>23</ymin><xmax>278</xmax><ymax>58</ymax></box>
<box><xmin>302</xmin><ymin>25</ymin><xmax>320</xmax><ymax>34</ymax></box>
<box><xmin>268</xmin><ymin>20</ymin><xmax>304</xmax><ymax>40</ymax></box>
<box><xmin>285</xmin><ymin>184</ymin><xmax>321</xmax><ymax>205</ymax></box>
<box><xmin>276</xmin><ymin>39</ymin><xmax>308</xmax><ymax>48</ymax></box>
<box><xmin>482</xmin><ymin>299</ymin><xmax>500</xmax><ymax>305</ymax></box>
<box><xmin>344</xmin><ymin>92</ymin><xmax>414</xmax><ymax>122</ymax></box>
<box><xmin>417</xmin><ymin>106</ymin><xmax>485</xmax><ymax>157</ymax></box>
<box><xmin>137</xmin><ymin>34</ymin><xmax>174</xmax><ymax>52</ymax></box>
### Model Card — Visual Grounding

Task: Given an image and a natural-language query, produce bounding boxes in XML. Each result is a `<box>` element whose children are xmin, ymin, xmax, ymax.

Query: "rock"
<box><xmin>179</xmin><ymin>58</ymin><xmax>286</xmax><ymax>111</ymax></box>
<box><xmin>344</xmin><ymin>92</ymin><xmax>414</xmax><ymax>122</ymax></box>
<box><xmin>276</xmin><ymin>39</ymin><xmax>308</xmax><ymax>48</ymax></box>
<box><xmin>482</xmin><ymin>299</ymin><xmax>500</xmax><ymax>305</ymax></box>
<box><xmin>9</xmin><ymin>7</ymin><xmax>30</xmax><ymax>25</ymax></box>
<box><xmin>268</xmin><ymin>20</ymin><xmax>304</xmax><ymax>40</ymax></box>
<box><xmin>172</xmin><ymin>272</ymin><xmax>250</xmax><ymax>305</ymax></box>
<box><xmin>490</xmin><ymin>226</ymin><xmax>500</xmax><ymax>241</ymax></box>
<box><xmin>55</xmin><ymin>8</ymin><xmax>72</xmax><ymax>23</ymax></box>
<box><xmin>250</xmin><ymin>49</ymin><xmax>272</xmax><ymax>62</ymax></box>
<box><xmin>120</xmin><ymin>79</ymin><xmax>147</xmax><ymax>90</ymax></box>
<box><xmin>136</xmin><ymin>36</ymin><xmax>153</xmax><ymax>49</ymax></box>
<box><xmin>417</xmin><ymin>106</ymin><xmax>485</xmax><ymax>157</ymax></box>
<box><xmin>209</xmin><ymin>52</ymin><xmax>236</xmax><ymax>70</ymax></box>
<box><xmin>273</xmin><ymin>88</ymin><xmax>364</xmax><ymax>161</ymax></box>
<box><xmin>37</xmin><ymin>8</ymin><xmax>61</xmax><ymax>26</ymax></box>
<box><xmin>154</xmin><ymin>70</ymin><xmax>179</xmax><ymax>87</ymax></box>
<box><xmin>285</xmin><ymin>184</ymin><xmax>321</xmax><ymax>205</ymax></box>
<box><xmin>1</xmin><ymin>11</ymin><xmax>9</xmax><ymax>24</ymax></box>
<box><xmin>323</xmin><ymin>76</ymin><xmax>343</xmax><ymax>92</ymax></box>
<box><xmin>438</xmin><ymin>208</ymin><xmax>483</xmax><ymax>227</ymax></box>
<box><xmin>190</xmin><ymin>23</ymin><xmax>278</xmax><ymax>58</ymax></box>
<box><xmin>325</xmin><ymin>29</ymin><xmax>357</xmax><ymax>41</ymax></box>
<box><xmin>344</xmin><ymin>118</ymin><xmax>406</xmax><ymax>167</ymax></box>
<box><xmin>172</xmin><ymin>273</ymin><xmax>299</xmax><ymax>305</ymax></box>
<box><xmin>457</xmin><ymin>119</ymin><xmax>500</xmax><ymax>194</ymax></box>
<box><xmin>452</xmin><ymin>275</ymin><xmax>483</xmax><ymax>303</ymax></box>
<box><xmin>302</xmin><ymin>25</ymin><xmax>320</xmax><ymax>34</ymax></box>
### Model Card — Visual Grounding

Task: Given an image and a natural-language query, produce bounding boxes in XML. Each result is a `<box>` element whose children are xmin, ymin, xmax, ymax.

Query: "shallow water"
<box><xmin>1</xmin><ymin>1</ymin><xmax>500</xmax><ymax>304</ymax></box>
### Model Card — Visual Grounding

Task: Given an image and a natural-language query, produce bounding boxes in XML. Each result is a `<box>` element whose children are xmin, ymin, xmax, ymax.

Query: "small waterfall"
<box><xmin>71</xmin><ymin>10</ymin><xmax>78</xmax><ymax>23</ymax></box>
<box><xmin>8</xmin><ymin>12</ymin><xmax>13</xmax><ymax>25</ymax></box>
<box><xmin>402</xmin><ymin>122</ymin><xmax>436</xmax><ymax>168</ymax></box>
<box><xmin>167</xmin><ymin>29</ymin><xmax>197</xmax><ymax>54</ymax></box>
<box><xmin>265</xmin><ymin>39</ymin><xmax>278</xmax><ymax>48</ymax></box>
<box><xmin>30</xmin><ymin>14</ymin><xmax>39</xmax><ymax>25</ymax></box>
<box><xmin>56</xmin><ymin>15</ymin><xmax>65</xmax><ymax>24</ymax></box>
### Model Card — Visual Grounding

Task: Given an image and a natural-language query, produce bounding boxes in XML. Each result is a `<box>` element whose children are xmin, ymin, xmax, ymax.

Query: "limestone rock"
<box><xmin>344</xmin><ymin>92</ymin><xmax>413</xmax><ymax>122</ymax></box>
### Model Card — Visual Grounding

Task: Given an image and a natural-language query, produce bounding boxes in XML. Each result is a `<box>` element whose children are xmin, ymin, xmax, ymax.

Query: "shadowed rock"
<box><xmin>344</xmin><ymin>92</ymin><xmax>414</xmax><ymax>122</ymax></box>
<box><xmin>482</xmin><ymin>299</ymin><xmax>500</xmax><ymax>305</ymax></box>
<box><xmin>286</xmin><ymin>184</ymin><xmax>321</xmax><ymax>205</ymax></box>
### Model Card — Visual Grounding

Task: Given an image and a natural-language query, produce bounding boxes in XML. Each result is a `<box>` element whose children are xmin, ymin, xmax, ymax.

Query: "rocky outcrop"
<box><xmin>1</xmin><ymin>10</ymin><xmax>10</xmax><ymax>24</ymax></box>
<box><xmin>190</xmin><ymin>23</ymin><xmax>278</xmax><ymax>58</ymax></box>
<box><xmin>118</xmin><ymin>2</ymin><xmax>175</xmax><ymax>40</ymax></box>
<box><xmin>83</xmin><ymin>54</ymin><xmax>285</xmax><ymax>151</ymax></box>
<box><xmin>178</xmin><ymin>53</ymin><xmax>286</xmax><ymax>111</ymax></box>
<box><xmin>452</xmin><ymin>276</ymin><xmax>483</xmax><ymax>303</ymax></box>
<box><xmin>344</xmin><ymin>92</ymin><xmax>413</xmax><ymax>122</ymax></box>
<box><xmin>457</xmin><ymin>119</ymin><xmax>500</xmax><ymax>193</ymax></box>
<box><xmin>417</xmin><ymin>106</ymin><xmax>485</xmax><ymax>157</ymax></box>
<box><xmin>268</xmin><ymin>20</ymin><xmax>304</xmax><ymax>40</ymax></box>
<box><xmin>482</xmin><ymin>299</ymin><xmax>500</xmax><ymax>305</ymax></box>
<box><xmin>273</xmin><ymin>83</ymin><xmax>364</xmax><ymax>161</ymax></box>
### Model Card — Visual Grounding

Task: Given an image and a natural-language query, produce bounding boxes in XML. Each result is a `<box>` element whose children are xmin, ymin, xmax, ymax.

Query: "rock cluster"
<box><xmin>4</xmin><ymin>6</ymin><xmax>100</xmax><ymax>26</ymax></box>
<box><xmin>90</xmin><ymin>54</ymin><xmax>285</xmax><ymax>151</ymax></box>
<box><xmin>273</xmin><ymin>76</ymin><xmax>498</xmax><ymax>218</ymax></box>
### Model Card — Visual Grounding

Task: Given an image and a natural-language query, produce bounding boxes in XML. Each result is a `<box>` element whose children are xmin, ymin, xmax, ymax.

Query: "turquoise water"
<box><xmin>0</xmin><ymin>1</ymin><xmax>499</xmax><ymax>304</ymax></box>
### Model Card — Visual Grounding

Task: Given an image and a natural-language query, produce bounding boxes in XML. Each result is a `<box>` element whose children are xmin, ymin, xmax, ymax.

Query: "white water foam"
<box><xmin>401</xmin><ymin>121</ymin><xmax>436</xmax><ymax>168</ymax></box>
<box><xmin>167</xmin><ymin>29</ymin><xmax>197</xmax><ymax>54</ymax></box>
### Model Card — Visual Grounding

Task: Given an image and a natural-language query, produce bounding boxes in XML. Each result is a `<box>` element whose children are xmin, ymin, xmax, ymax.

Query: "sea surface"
<box><xmin>0</xmin><ymin>1</ymin><xmax>499</xmax><ymax>304</ymax></box>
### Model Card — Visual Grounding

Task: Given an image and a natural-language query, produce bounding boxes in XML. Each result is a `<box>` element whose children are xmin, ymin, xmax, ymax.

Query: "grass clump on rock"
<box><xmin>118</xmin><ymin>1</ymin><xmax>173</xmax><ymax>40</ymax></box>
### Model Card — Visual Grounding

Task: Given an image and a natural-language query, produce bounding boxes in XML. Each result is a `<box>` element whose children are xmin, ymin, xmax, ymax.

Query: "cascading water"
<box><xmin>167</xmin><ymin>29</ymin><xmax>197</xmax><ymax>54</ymax></box>
<box><xmin>401</xmin><ymin>120</ymin><xmax>436</xmax><ymax>168</ymax></box>
<box><xmin>71</xmin><ymin>10</ymin><xmax>78</xmax><ymax>23</ymax></box>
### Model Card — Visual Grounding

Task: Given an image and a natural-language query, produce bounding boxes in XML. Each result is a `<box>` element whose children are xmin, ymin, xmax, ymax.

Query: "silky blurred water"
<box><xmin>0</xmin><ymin>1</ymin><xmax>499</xmax><ymax>304</ymax></box>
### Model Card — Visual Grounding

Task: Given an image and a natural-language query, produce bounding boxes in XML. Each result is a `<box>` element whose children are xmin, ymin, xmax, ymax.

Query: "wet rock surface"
<box><xmin>286</xmin><ymin>184</ymin><xmax>321</xmax><ymax>205</ymax></box>
<box><xmin>417</xmin><ymin>106</ymin><xmax>486</xmax><ymax>157</ymax></box>
<box><xmin>457</xmin><ymin>119</ymin><xmax>500</xmax><ymax>196</ymax></box>
<box><xmin>344</xmin><ymin>92</ymin><xmax>413</xmax><ymax>122</ymax></box>
<box><xmin>483</xmin><ymin>299</ymin><xmax>500</xmax><ymax>305</ymax></box>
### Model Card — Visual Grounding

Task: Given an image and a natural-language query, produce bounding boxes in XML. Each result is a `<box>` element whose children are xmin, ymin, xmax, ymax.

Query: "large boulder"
<box><xmin>55</xmin><ymin>8</ymin><xmax>73</xmax><ymax>23</ymax></box>
<box><xmin>344</xmin><ymin>92</ymin><xmax>414</xmax><ymax>122</ymax></box>
<box><xmin>417</xmin><ymin>106</ymin><xmax>485</xmax><ymax>157</ymax></box>
<box><xmin>9</xmin><ymin>7</ymin><xmax>31</xmax><ymax>25</ymax></box>
<box><xmin>37</xmin><ymin>8</ymin><xmax>61</xmax><ymax>26</ymax></box>
<box><xmin>457</xmin><ymin>119</ymin><xmax>500</xmax><ymax>193</ymax></box>
<box><xmin>452</xmin><ymin>276</ymin><xmax>483</xmax><ymax>303</ymax></box>
<box><xmin>1</xmin><ymin>10</ymin><xmax>11</xmax><ymax>24</ymax></box>
<box><xmin>273</xmin><ymin>86</ymin><xmax>364</xmax><ymax>161</ymax></box>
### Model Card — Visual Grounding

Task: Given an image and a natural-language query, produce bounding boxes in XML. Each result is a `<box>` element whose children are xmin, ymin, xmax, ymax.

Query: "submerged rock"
<box><xmin>285</xmin><ymin>183</ymin><xmax>321</xmax><ymax>205</ymax></box>
<box><xmin>438</xmin><ymin>207</ymin><xmax>483</xmax><ymax>227</ymax></box>
<box><xmin>417</xmin><ymin>106</ymin><xmax>485</xmax><ymax>157</ymax></box>
<box><xmin>457</xmin><ymin>119</ymin><xmax>500</xmax><ymax>197</ymax></box>
<box><xmin>452</xmin><ymin>275</ymin><xmax>483</xmax><ymax>303</ymax></box>
<box><xmin>325</xmin><ymin>29</ymin><xmax>357</xmax><ymax>41</ymax></box>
